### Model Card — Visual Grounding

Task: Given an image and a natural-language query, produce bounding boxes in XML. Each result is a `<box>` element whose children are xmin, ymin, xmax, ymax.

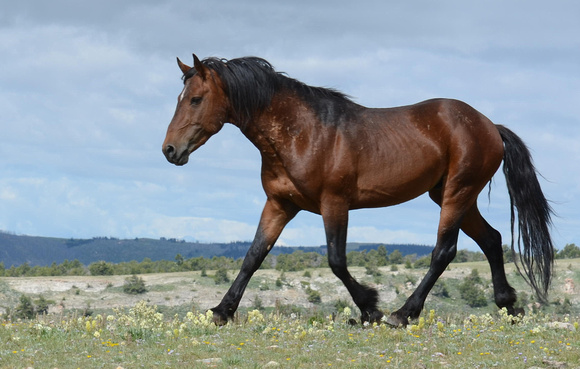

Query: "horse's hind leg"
<box><xmin>322</xmin><ymin>200</ymin><xmax>383</xmax><ymax>323</ymax></box>
<box><xmin>386</xmin><ymin>186</ymin><xmax>472</xmax><ymax>327</ymax></box>
<box><xmin>460</xmin><ymin>205</ymin><xmax>522</xmax><ymax>316</ymax></box>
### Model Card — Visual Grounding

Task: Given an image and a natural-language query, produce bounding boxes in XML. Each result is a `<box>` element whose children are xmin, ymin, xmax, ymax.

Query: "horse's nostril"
<box><xmin>164</xmin><ymin>144</ymin><xmax>176</xmax><ymax>159</ymax></box>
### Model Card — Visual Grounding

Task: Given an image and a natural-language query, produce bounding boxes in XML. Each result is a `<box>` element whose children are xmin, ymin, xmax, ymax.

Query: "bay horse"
<box><xmin>162</xmin><ymin>54</ymin><xmax>554</xmax><ymax>326</ymax></box>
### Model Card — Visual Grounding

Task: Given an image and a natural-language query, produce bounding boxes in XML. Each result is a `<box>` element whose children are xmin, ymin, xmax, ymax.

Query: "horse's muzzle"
<box><xmin>163</xmin><ymin>144</ymin><xmax>189</xmax><ymax>166</ymax></box>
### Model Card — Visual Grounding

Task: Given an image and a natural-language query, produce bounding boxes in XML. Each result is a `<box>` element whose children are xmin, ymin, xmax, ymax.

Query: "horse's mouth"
<box><xmin>163</xmin><ymin>144</ymin><xmax>190</xmax><ymax>166</ymax></box>
<box><xmin>171</xmin><ymin>152</ymin><xmax>190</xmax><ymax>166</ymax></box>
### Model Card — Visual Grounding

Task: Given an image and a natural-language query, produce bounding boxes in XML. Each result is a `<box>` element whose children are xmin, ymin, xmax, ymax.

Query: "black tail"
<box><xmin>497</xmin><ymin>125</ymin><xmax>554</xmax><ymax>303</ymax></box>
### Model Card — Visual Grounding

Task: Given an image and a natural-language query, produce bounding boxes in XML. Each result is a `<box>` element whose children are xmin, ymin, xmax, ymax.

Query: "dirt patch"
<box><xmin>2</xmin><ymin>259</ymin><xmax>578</xmax><ymax>315</ymax></box>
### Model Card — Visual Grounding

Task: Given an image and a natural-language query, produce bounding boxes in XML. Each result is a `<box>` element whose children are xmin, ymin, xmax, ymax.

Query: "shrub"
<box><xmin>365</xmin><ymin>265</ymin><xmax>382</xmax><ymax>276</ymax></box>
<box><xmin>459</xmin><ymin>283</ymin><xmax>488</xmax><ymax>307</ymax></box>
<box><xmin>306</xmin><ymin>287</ymin><xmax>321</xmax><ymax>304</ymax></box>
<box><xmin>458</xmin><ymin>269</ymin><xmax>488</xmax><ymax>307</ymax></box>
<box><xmin>334</xmin><ymin>299</ymin><xmax>352</xmax><ymax>312</ymax></box>
<box><xmin>88</xmin><ymin>261</ymin><xmax>114</xmax><ymax>276</ymax></box>
<box><xmin>35</xmin><ymin>296</ymin><xmax>50</xmax><ymax>315</ymax></box>
<box><xmin>123</xmin><ymin>275</ymin><xmax>148</xmax><ymax>295</ymax></box>
<box><xmin>413</xmin><ymin>256</ymin><xmax>431</xmax><ymax>269</ymax></box>
<box><xmin>213</xmin><ymin>267</ymin><xmax>230</xmax><ymax>285</ymax></box>
<box><xmin>15</xmin><ymin>295</ymin><xmax>35</xmax><ymax>319</ymax></box>
<box><xmin>252</xmin><ymin>295</ymin><xmax>264</xmax><ymax>310</ymax></box>
<box><xmin>432</xmin><ymin>280</ymin><xmax>450</xmax><ymax>298</ymax></box>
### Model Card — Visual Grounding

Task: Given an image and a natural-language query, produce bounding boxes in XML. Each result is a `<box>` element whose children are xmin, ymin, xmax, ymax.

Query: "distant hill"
<box><xmin>0</xmin><ymin>231</ymin><xmax>433</xmax><ymax>267</ymax></box>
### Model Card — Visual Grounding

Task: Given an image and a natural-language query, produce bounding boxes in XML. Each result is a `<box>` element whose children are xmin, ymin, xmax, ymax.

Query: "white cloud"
<box><xmin>0</xmin><ymin>0</ymin><xmax>578</xmax><ymax>252</ymax></box>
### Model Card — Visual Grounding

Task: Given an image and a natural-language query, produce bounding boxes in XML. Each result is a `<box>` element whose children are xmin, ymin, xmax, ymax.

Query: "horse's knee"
<box><xmin>432</xmin><ymin>245</ymin><xmax>456</xmax><ymax>267</ymax></box>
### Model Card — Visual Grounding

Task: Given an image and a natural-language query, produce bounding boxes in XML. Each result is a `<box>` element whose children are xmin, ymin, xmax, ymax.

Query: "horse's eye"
<box><xmin>190</xmin><ymin>97</ymin><xmax>203</xmax><ymax>106</ymax></box>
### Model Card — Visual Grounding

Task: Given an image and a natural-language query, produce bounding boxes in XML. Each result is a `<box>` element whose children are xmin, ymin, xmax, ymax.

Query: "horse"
<box><xmin>162</xmin><ymin>54</ymin><xmax>554</xmax><ymax>327</ymax></box>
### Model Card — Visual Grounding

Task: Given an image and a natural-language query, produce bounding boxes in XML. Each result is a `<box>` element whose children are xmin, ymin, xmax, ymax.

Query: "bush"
<box><xmin>334</xmin><ymin>299</ymin><xmax>352</xmax><ymax>312</ymax></box>
<box><xmin>432</xmin><ymin>280</ymin><xmax>450</xmax><ymax>298</ymax></box>
<box><xmin>413</xmin><ymin>256</ymin><xmax>431</xmax><ymax>269</ymax></box>
<box><xmin>365</xmin><ymin>265</ymin><xmax>382</xmax><ymax>277</ymax></box>
<box><xmin>35</xmin><ymin>296</ymin><xmax>50</xmax><ymax>315</ymax></box>
<box><xmin>459</xmin><ymin>283</ymin><xmax>488</xmax><ymax>307</ymax></box>
<box><xmin>306</xmin><ymin>287</ymin><xmax>321</xmax><ymax>304</ymax></box>
<box><xmin>252</xmin><ymin>295</ymin><xmax>264</xmax><ymax>310</ymax></box>
<box><xmin>15</xmin><ymin>295</ymin><xmax>35</xmax><ymax>319</ymax></box>
<box><xmin>458</xmin><ymin>269</ymin><xmax>488</xmax><ymax>307</ymax></box>
<box><xmin>88</xmin><ymin>261</ymin><xmax>115</xmax><ymax>276</ymax></box>
<box><xmin>123</xmin><ymin>275</ymin><xmax>148</xmax><ymax>295</ymax></box>
<box><xmin>213</xmin><ymin>268</ymin><xmax>230</xmax><ymax>285</ymax></box>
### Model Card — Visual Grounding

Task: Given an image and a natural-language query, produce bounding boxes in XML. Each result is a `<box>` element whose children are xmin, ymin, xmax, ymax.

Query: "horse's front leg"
<box><xmin>322</xmin><ymin>199</ymin><xmax>383</xmax><ymax>324</ymax></box>
<box><xmin>210</xmin><ymin>198</ymin><xmax>298</xmax><ymax>325</ymax></box>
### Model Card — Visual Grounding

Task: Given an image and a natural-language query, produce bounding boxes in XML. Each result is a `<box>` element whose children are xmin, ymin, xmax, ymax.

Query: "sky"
<box><xmin>1</xmin><ymin>0</ymin><xmax>579</xmax><ymax>251</ymax></box>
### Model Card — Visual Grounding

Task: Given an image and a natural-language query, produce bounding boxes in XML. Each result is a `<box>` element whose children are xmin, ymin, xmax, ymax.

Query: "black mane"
<box><xmin>184</xmin><ymin>56</ymin><xmax>357</xmax><ymax>129</ymax></box>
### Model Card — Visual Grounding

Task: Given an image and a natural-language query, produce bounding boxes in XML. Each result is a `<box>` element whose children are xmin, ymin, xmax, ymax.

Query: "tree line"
<box><xmin>1</xmin><ymin>243</ymin><xmax>578</xmax><ymax>278</ymax></box>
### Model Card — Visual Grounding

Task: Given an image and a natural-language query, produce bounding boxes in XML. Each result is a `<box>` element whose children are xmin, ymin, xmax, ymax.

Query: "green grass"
<box><xmin>1</xmin><ymin>259</ymin><xmax>580</xmax><ymax>367</ymax></box>
<box><xmin>1</xmin><ymin>304</ymin><xmax>578</xmax><ymax>368</ymax></box>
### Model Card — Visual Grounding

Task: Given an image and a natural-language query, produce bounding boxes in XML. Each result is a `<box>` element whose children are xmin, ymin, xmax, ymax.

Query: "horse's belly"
<box><xmin>353</xmin><ymin>167</ymin><xmax>443</xmax><ymax>209</ymax></box>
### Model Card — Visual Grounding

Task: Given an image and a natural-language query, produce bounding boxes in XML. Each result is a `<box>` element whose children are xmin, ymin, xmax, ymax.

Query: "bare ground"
<box><xmin>1</xmin><ymin>259</ymin><xmax>578</xmax><ymax>315</ymax></box>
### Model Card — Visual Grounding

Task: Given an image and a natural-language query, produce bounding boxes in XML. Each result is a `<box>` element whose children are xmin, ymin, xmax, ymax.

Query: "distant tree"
<box><xmin>16</xmin><ymin>262</ymin><xmax>32</xmax><ymax>276</ymax></box>
<box><xmin>556</xmin><ymin>244</ymin><xmax>580</xmax><ymax>259</ymax></box>
<box><xmin>376</xmin><ymin>245</ymin><xmax>388</xmax><ymax>266</ymax></box>
<box><xmin>346</xmin><ymin>250</ymin><xmax>366</xmax><ymax>267</ymax></box>
<box><xmin>140</xmin><ymin>258</ymin><xmax>154</xmax><ymax>274</ymax></box>
<box><xmin>88</xmin><ymin>261</ymin><xmax>114</xmax><ymax>276</ymax></box>
<box><xmin>276</xmin><ymin>251</ymin><xmax>322</xmax><ymax>272</ymax></box>
<box><xmin>502</xmin><ymin>244</ymin><xmax>515</xmax><ymax>263</ymax></box>
<box><xmin>413</xmin><ymin>255</ymin><xmax>431</xmax><ymax>269</ymax></box>
<box><xmin>175</xmin><ymin>253</ymin><xmax>184</xmax><ymax>267</ymax></box>
<box><xmin>389</xmin><ymin>250</ymin><xmax>403</xmax><ymax>265</ymax></box>
<box><xmin>453</xmin><ymin>250</ymin><xmax>469</xmax><ymax>263</ymax></box>
<box><xmin>366</xmin><ymin>249</ymin><xmax>379</xmax><ymax>265</ymax></box>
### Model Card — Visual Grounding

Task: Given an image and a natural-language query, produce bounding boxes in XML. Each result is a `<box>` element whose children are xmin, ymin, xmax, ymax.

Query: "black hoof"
<box><xmin>361</xmin><ymin>310</ymin><xmax>384</xmax><ymax>325</ymax></box>
<box><xmin>385</xmin><ymin>312</ymin><xmax>409</xmax><ymax>328</ymax></box>
<box><xmin>509</xmin><ymin>307</ymin><xmax>525</xmax><ymax>317</ymax></box>
<box><xmin>210</xmin><ymin>308</ymin><xmax>229</xmax><ymax>326</ymax></box>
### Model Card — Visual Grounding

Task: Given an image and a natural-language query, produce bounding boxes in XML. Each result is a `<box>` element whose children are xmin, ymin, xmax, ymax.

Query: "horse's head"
<box><xmin>162</xmin><ymin>54</ymin><xmax>229</xmax><ymax>166</ymax></box>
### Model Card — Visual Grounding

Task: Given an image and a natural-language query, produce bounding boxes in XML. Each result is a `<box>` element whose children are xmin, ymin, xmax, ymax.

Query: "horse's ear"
<box><xmin>193</xmin><ymin>53</ymin><xmax>209</xmax><ymax>80</ymax></box>
<box><xmin>177</xmin><ymin>57</ymin><xmax>191</xmax><ymax>75</ymax></box>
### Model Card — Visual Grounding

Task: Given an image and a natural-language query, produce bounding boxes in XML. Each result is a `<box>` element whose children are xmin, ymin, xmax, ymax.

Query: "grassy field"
<box><xmin>1</xmin><ymin>259</ymin><xmax>579</xmax><ymax>368</ymax></box>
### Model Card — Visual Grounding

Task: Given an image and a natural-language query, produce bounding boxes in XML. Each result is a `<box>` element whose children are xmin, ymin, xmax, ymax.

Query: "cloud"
<box><xmin>0</xmin><ymin>0</ymin><xmax>578</xmax><ymax>252</ymax></box>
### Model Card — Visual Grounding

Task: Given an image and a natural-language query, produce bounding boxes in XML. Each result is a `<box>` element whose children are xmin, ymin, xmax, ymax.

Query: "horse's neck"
<box><xmin>237</xmin><ymin>93</ymin><xmax>304</xmax><ymax>156</ymax></box>
<box><xmin>238</xmin><ymin>115</ymin><xmax>287</xmax><ymax>157</ymax></box>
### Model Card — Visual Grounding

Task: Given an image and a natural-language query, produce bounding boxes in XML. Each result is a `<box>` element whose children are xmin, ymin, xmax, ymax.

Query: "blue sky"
<box><xmin>1</xmin><ymin>0</ymin><xmax>578</xmax><ymax>251</ymax></box>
